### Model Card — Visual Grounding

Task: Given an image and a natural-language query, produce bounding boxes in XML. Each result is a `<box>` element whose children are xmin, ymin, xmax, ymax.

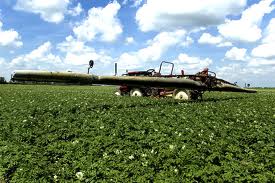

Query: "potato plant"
<box><xmin>0</xmin><ymin>85</ymin><xmax>274</xmax><ymax>182</ymax></box>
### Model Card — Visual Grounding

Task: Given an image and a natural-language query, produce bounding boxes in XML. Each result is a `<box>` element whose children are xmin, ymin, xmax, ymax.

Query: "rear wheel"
<box><xmin>130</xmin><ymin>88</ymin><xmax>143</xmax><ymax>97</ymax></box>
<box><xmin>173</xmin><ymin>89</ymin><xmax>191</xmax><ymax>100</ymax></box>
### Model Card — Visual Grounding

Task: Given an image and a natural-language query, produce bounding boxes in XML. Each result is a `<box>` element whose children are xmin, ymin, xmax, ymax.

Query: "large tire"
<box><xmin>130</xmin><ymin>88</ymin><xmax>143</xmax><ymax>97</ymax></box>
<box><xmin>115</xmin><ymin>90</ymin><xmax>121</xmax><ymax>96</ymax></box>
<box><xmin>173</xmin><ymin>89</ymin><xmax>191</xmax><ymax>100</ymax></box>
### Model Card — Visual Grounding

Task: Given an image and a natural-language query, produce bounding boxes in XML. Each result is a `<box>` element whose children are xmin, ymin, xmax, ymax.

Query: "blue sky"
<box><xmin>0</xmin><ymin>0</ymin><xmax>275</xmax><ymax>87</ymax></box>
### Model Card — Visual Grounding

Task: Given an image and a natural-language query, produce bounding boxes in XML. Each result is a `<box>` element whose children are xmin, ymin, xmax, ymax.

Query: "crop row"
<box><xmin>0</xmin><ymin>85</ymin><xmax>274</xmax><ymax>182</ymax></box>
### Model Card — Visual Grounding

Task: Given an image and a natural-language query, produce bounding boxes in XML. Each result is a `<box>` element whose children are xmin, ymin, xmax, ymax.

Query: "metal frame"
<box><xmin>159</xmin><ymin>61</ymin><xmax>174</xmax><ymax>75</ymax></box>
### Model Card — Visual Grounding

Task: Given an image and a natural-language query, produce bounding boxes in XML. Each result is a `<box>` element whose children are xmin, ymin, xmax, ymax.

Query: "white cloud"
<box><xmin>57</xmin><ymin>36</ymin><xmax>112</xmax><ymax>66</ymax></box>
<box><xmin>67</xmin><ymin>3</ymin><xmax>83</xmax><ymax>16</ymax></box>
<box><xmin>122</xmin><ymin>0</ymin><xmax>128</xmax><ymax>5</ymax></box>
<box><xmin>173</xmin><ymin>53</ymin><xmax>213</xmax><ymax>73</ymax></box>
<box><xmin>0</xmin><ymin>57</ymin><xmax>5</xmax><ymax>65</ymax></box>
<box><xmin>6</xmin><ymin>39</ymin><xmax>113</xmax><ymax>76</ymax></box>
<box><xmin>219</xmin><ymin>15</ymin><xmax>275</xmax><ymax>87</ymax></box>
<box><xmin>217</xmin><ymin>42</ymin><xmax>233</xmax><ymax>48</ymax></box>
<box><xmin>251</xmin><ymin>43</ymin><xmax>275</xmax><ymax>59</ymax></box>
<box><xmin>225</xmin><ymin>47</ymin><xmax>247</xmax><ymax>61</ymax></box>
<box><xmin>133</xmin><ymin>0</ymin><xmax>143</xmax><ymax>7</ymax></box>
<box><xmin>181</xmin><ymin>36</ymin><xmax>194</xmax><ymax>47</ymax></box>
<box><xmin>139</xmin><ymin>30</ymin><xmax>186</xmax><ymax>60</ymax></box>
<box><xmin>251</xmin><ymin>18</ymin><xmax>275</xmax><ymax>59</ymax></box>
<box><xmin>248</xmin><ymin>58</ymin><xmax>275</xmax><ymax>67</ymax></box>
<box><xmin>14</xmin><ymin>0</ymin><xmax>82</xmax><ymax>23</ymax></box>
<box><xmin>117</xmin><ymin>52</ymin><xmax>141</xmax><ymax>70</ymax></box>
<box><xmin>216</xmin><ymin>63</ymin><xmax>275</xmax><ymax>87</ymax></box>
<box><xmin>11</xmin><ymin>42</ymin><xmax>62</xmax><ymax>69</ymax></box>
<box><xmin>122</xmin><ymin>0</ymin><xmax>143</xmax><ymax>7</ymax></box>
<box><xmin>136</xmin><ymin>0</ymin><xmax>246</xmax><ymax>32</ymax></box>
<box><xmin>0</xmin><ymin>21</ymin><xmax>23</xmax><ymax>47</ymax></box>
<box><xmin>198</xmin><ymin>33</ymin><xmax>233</xmax><ymax>47</ymax></box>
<box><xmin>262</xmin><ymin>18</ymin><xmax>275</xmax><ymax>43</ymax></box>
<box><xmin>125</xmin><ymin>37</ymin><xmax>135</xmax><ymax>44</ymax></box>
<box><xmin>218</xmin><ymin>0</ymin><xmax>275</xmax><ymax>42</ymax></box>
<box><xmin>73</xmin><ymin>1</ymin><xmax>122</xmax><ymax>42</ymax></box>
<box><xmin>216</xmin><ymin>64</ymin><xmax>260</xmax><ymax>81</ymax></box>
<box><xmin>0</xmin><ymin>58</ymin><xmax>9</xmax><ymax>79</ymax></box>
<box><xmin>117</xmin><ymin>30</ymin><xmax>186</xmax><ymax>69</ymax></box>
<box><xmin>198</xmin><ymin>33</ymin><xmax>223</xmax><ymax>45</ymax></box>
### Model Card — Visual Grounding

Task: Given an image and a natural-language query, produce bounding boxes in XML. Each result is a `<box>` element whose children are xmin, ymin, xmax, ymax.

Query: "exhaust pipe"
<box><xmin>114</xmin><ymin>63</ymin><xmax>117</xmax><ymax>76</ymax></box>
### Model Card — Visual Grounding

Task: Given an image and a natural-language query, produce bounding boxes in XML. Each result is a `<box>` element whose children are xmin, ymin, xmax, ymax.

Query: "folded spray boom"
<box><xmin>12</xmin><ymin>70</ymin><xmax>256</xmax><ymax>94</ymax></box>
<box><xmin>11</xmin><ymin>61</ymin><xmax>256</xmax><ymax>100</ymax></box>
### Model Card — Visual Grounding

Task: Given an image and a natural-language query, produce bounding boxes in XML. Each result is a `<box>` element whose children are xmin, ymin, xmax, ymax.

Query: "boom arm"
<box><xmin>12</xmin><ymin>70</ymin><xmax>256</xmax><ymax>93</ymax></box>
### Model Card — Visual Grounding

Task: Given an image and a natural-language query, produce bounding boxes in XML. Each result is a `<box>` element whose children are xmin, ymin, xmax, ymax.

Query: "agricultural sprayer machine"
<box><xmin>12</xmin><ymin>60</ymin><xmax>256</xmax><ymax>100</ymax></box>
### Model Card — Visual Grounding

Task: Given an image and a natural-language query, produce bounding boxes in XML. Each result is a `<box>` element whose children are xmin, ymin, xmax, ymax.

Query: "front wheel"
<box><xmin>130</xmin><ymin>88</ymin><xmax>143</xmax><ymax>97</ymax></box>
<box><xmin>173</xmin><ymin>89</ymin><xmax>191</xmax><ymax>100</ymax></box>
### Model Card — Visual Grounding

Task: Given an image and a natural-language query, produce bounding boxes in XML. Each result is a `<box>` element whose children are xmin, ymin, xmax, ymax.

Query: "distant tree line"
<box><xmin>0</xmin><ymin>77</ymin><xmax>6</xmax><ymax>84</ymax></box>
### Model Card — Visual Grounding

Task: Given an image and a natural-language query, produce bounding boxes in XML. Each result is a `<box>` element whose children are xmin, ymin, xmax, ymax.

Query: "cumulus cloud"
<box><xmin>219</xmin><ymin>14</ymin><xmax>275</xmax><ymax>86</ymax></box>
<box><xmin>6</xmin><ymin>38</ymin><xmax>113</xmax><ymax>76</ymax></box>
<box><xmin>117</xmin><ymin>52</ymin><xmax>141</xmax><ymax>70</ymax></box>
<box><xmin>136</xmin><ymin>0</ymin><xmax>246</xmax><ymax>32</ymax></box>
<box><xmin>0</xmin><ymin>57</ymin><xmax>9</xmax><ymax>79</ymax></box>
<box><xmin>217</xmin><ymin>42</ymin><xmax>233</xmax><ymax>48</ymax></box>
<box><xmin>216</xmin><ymin>63</ymin><xmax>275</xmax><ymax>87</ymax></box>
<box><xmin>67</xmin><ymin>3</ymin><xmax>83</xmax><ymax>17</ymax></box>
<box><xmin>262</xmin><ymin>18</ymin><xmax>275</xmax><ymax>44</ymax></box>
<box><xmin>218</xmin><ymin>0</ymin><xmax>275</xmax><ymax>42</ymax></box>
<box><xmin>225</xmin><ymin>47</ymin><xmax>247</xmax><ymax>61</ymax></box>
<box><xmin>0</xmin><ymin>21</ymin><xmax>23</xmax><ymax>47</ymax></box>
<box><xmin>14</xmin><ymin>0</ymin><xmax>82</xmax><ymax>23</ymax></box>
<box><xmin>198</xmin><ymin>33</ymin><xmax>222</xmax><ymax>44</ymax></box>
<box><xmin>10</xmin><ymin>42</ymin><xmax>62</xmax><ymax>69</ymax></box>
<box><xmin>73</xmin><ymin>1</ymin><xmax>122</xmax><ymax>42</ymax></box>
<box><xmin>180</xmin><ymin>36</ymin><xmax>194</xmax><ymax>47</ymax></box>
<box><xmin>117</xmin><ymin>30</ymin><xmax>186</xmax><ymax>69</ymax></box>
<box><xmin>125</xmin><ymin>37</ymin><xmax>135</xmax><ymax>45</ymax></box>
<box><xmin>248</xmin><ymin>58</ymin><xmax>275</xmax><ymax>67</ymax></box>
<box><xmin>198</xmin><ymin>33</ymin><xmax>232</xmax><ymax>47</ymax></box>
<box><xmin>216</xmin><ymin>64</ymin><xmax>259</xmax><ymax>81</ymax></box>
<box><xmin>122</xmin><ymin>0</ymin><xmax>143</xmax><ymax>7</ymax></box>
<box><xmin>57</xmin><ymin>36</ymin><xmax>112</xmax><ymax>66</ymax></box>
<box><xmin>138</xmin><ymin>30</ymin><xmax>186</xmax><ymax>60</ymax></box>
<box><xmin>251</xmin><ymin>18</ymin><xmax>275</xmax><ymax>59</ymax></box>
<box><xmin>251</xmin><ymin>43</ymin><xmax>275</xmax><ymax>59</ymax></box>
<box><xmin>132</xmin><ymin>0</ymin><xmax>143</xmax><ymax>7</ymax></box>
<box><xmin>0</xmin><ymin>57</ymin><xmax>5</xmax><ymax>65</ymax></box>
<box><xmin>173</xmin><ymin>53</ymin><xmax>213</xmax><ymax>74</ymax></box>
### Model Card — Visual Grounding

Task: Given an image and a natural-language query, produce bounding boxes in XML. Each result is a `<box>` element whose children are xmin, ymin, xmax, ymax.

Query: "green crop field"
<box><xmin>0</xmin><ymin>85</ymin><xmax>274</xmax><ymax>182</ymax></box>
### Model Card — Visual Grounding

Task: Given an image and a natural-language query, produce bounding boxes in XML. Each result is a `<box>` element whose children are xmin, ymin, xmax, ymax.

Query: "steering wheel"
<box><xmin>146</xmin><ymin>69</ymin><xmax>155</xmax><ymax>73</ymax></box>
